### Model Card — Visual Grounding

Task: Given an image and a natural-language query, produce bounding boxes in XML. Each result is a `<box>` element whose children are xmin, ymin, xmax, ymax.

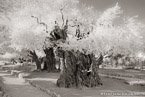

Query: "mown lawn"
<box><xmin>26</xmin><ymin>70</ymin><xmax>145</xmax><ymax>97</ymax></box>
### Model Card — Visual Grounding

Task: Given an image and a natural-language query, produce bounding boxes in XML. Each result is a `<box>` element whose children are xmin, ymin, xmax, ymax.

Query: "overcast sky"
<box><xmin>79</xmin><ymin>0</ymin><xmax>145</xmax><ymax>22</ymax></box>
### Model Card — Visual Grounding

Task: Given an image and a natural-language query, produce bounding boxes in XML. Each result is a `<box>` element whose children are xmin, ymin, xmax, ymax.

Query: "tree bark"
<box><xmin>29</xmin><ymin>50</ymin><xmax>41</xmax><ymax>70</ymax></box>
<box><xmin>43</xmin><ymin>47</ymin><xmax>56</xmax><ymax>72</ymax></box>
<box><xmin>56</xmin><ymin>50</ymin><xmax>103</xmax><ymax>88</ymax></box>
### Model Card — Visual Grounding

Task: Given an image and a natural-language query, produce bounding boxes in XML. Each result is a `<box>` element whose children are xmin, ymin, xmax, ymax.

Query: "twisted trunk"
<box><xmin>57</xmin><ymin>50</ymin><xmax>103</xmax><ymax>88</ymax></box>
<box><xmin>43</xmin><ymin>48</ymin><xmax>56</xmax><ymax>72</ymax></box>
<box><xmin>29</xmin><ymin>50</ymin><xmax>41</xmax><ymax>70</ymax></box>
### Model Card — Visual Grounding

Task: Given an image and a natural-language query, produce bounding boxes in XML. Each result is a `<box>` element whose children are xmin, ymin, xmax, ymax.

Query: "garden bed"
<box><xmin>25</xmin><ymin>71</ymin><xmax>145</xmax><ymax>97</ymax></box>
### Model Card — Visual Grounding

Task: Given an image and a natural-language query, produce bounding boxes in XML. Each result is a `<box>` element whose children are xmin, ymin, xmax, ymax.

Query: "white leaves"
<box><xmin>10</xmin><ymin>15</ymin><xmax>47</xmax><ymax>51</ymax></box>
<box><xmin>35</xmin><ymin>50</ymin><xmax>46</xmax><ymax>57</ymax></box>
<box><xmin>9</xmin><ymin>0</ymin><xmax>80</xmax><ymax>53</ymax></box>
<box><xmin>6</xmin><ymin>0</ymin><xmax>145</xmax><ymax>56</ymax></box>
<box><xmin>0</xmin><ymin>52</ymin><xmax>18</xmax><ymax>59</ymax></box>
<box><xmin>64</xmin><ymin>3</ymin><xmax>144</xmax><ymax>55</ymax></box>
<box><xmin>97</xmin><ymin>3</ymin><xmax>122</xmax><ymax>27</ymax></box>
<box><xmin>125</xmin><ymin>15</ymin><xmax>145</xmax><ymax>37</ymax></box>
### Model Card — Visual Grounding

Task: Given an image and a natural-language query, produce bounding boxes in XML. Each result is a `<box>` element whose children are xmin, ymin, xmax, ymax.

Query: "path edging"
<box><xmin>8</xmin><ymin>70</ymin><xmax>61</xmax><ymax>97</ymax></box>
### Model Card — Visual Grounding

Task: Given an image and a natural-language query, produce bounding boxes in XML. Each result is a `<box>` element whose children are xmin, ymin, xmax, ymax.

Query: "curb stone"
<box><xmin>100</xmin><ymin>73</ymin><xmax>135</xmax><ymax>78</ymax></box>
<box><xmin>28</xmin><ymin>80</ymin><xmax>61</xmax><ymax>97</ymax></box>
<box><xmin>6</xmin><ymin>70</ymin><xmax>61</xmax><ymax>97</ymax></box>
<box><xmin>100</xmin><ymin>73</ymin><xmax>145</xmax><ymax>86</ymax></box>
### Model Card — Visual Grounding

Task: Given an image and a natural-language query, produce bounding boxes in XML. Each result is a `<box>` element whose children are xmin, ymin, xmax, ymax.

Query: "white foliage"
<box><xmin>7</xmin><ymin>0</ymin><xmax>145</xmax><ymax>56</ymax></box>
<box><xmin>35</xmin><ymin>50</ymin><xmax>46</xmax><ymax>58</ymax></box>
<box><xmin>9</xmin><ymin>0</ymin><xmax>80</xmax><ymax>52</ymax></box>
<box><xmin>97</xmin><ymin>3</ymin><xmax>122</xmax><ymax>27</ymax></box>
<box><xmin>59</xmin><ymin>3</ymin><xmax>144</xmax><ymax>55</ymax></box>
<box><xmin>0</xmin><ymin>52</ymin><xmax>18</xmax><ymax>59</ymax></box>
<box><xmin>10</xmin><ymin>16</ymin><xmax>47</xmax><ymax>51</ymax></box>
<box><xmin>125</xmin><ymin>16</ymin><xmax>145</xmax><ymax>37</ymax></box>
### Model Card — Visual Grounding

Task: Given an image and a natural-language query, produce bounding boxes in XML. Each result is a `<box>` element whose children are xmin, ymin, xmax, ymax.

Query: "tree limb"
<box><xmin>60</xmin><ymin>8</ymin><xmax>65</xmax><ymax>27</ymax></box>
<box><xmin>31</xmin><ymin>16</ymin><xmax>48</xmax><ymax>33</ymax></box>
<box><xmin>31</xmin><ymin>16</ymin><xmax>39</xmax><ymax>24</ymax></box>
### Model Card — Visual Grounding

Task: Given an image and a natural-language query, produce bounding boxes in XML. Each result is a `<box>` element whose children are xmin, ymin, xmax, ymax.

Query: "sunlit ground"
<box><xmin>0</xmin><ymin>65</ymin><xmax>145</xmax><ymax>97</ymax></box>
<box><xmin>24</xmin><ymin>70</ymin><xmax>145</xmax><ymax>97</ymax></box>
<box><xmin>0</xmin><ymin>63</ymin><xmax>145</xmax><ymax>97</ymax></box>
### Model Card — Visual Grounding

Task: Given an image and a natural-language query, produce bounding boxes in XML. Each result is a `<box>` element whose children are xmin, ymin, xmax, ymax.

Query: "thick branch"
<box><xmin>60</xmin><ymin>8</ymin><xmax>65</xmax><ymax>27</ymax></box>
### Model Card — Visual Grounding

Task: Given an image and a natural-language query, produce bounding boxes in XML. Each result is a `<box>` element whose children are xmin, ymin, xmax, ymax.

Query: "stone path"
<box><xmin>0</xmin><ymin>71</ymin><xmax>51</xmax><ymax>97</ymax></box>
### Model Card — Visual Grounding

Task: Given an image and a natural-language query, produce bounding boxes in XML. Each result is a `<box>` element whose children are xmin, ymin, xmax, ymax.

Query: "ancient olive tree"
<box><xmin>7</xmin><ymin>0</ymin><xmax>145</xmax><ymax>88</ymax></box>
<box><xmin>9</xmin><ymin>0</ymin><xmax>79</xmax><ymax>71</ymax></box>
<box><xmin>55</xmin><ymin>3</ymin><xmax>145</xmax><ymax>88</ymax></box>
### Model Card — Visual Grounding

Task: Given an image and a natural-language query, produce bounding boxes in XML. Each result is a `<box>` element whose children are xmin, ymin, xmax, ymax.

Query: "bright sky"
<box><xmin>79</xmin><ymin>0</ymin><xmax>145</xmax><ymax>22</ymax></box>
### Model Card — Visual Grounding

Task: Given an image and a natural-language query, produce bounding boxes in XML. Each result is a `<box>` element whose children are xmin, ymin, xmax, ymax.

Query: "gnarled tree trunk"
<box><xmin>49</xmin><ymin>20</ymin><xmax>103</xmax><ymax>88</ymax></box>
<box><xmin>56</xmin><ymin>50</ymin><xmax>103</xmax><ymax>88</ymax></box>
<box><xmin>43</xmin><ymin>48</ymin><xmax>56</xmax><ymax>72</ymax></box>
<box><xmin>29</xmin><ymin>50</ymin><xmax>41</xmax><ymax>70</ymax></box>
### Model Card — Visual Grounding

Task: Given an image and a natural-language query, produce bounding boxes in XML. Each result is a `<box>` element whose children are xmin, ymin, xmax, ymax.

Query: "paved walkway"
<box><xmin>0</xmin><ymin>71</ymin><xmax>51</xmax><ymax>97</ymax></box>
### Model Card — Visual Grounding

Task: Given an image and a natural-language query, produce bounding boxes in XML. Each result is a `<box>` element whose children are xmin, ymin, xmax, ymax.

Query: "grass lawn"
<box><xmin>99</xmin><ymin>69</ymin><xmax>145</xmax><ymax>79</ymax></box>
<box><xmin>26</xmin><ymin>70</ymin><xmax>145</xmax><ymax>97</ymax></box>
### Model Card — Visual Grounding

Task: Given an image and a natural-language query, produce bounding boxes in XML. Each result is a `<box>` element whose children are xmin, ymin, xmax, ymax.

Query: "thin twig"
<box><xmin>31</xmin><ymin>16</ymin><xmax>48</xmax><ymax>33</ymax></box>
<box><xmin>31</xmin><ymin>16</ymin><xmax>39</xmax><ymax>24</ymax></box>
